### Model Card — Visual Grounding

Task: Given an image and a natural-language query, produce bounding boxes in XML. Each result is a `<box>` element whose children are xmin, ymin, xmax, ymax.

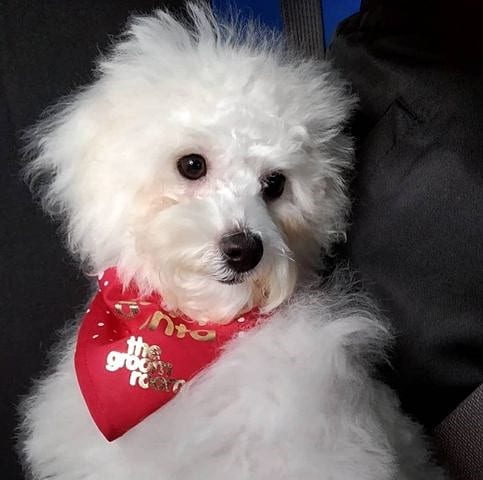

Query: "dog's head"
<box><xmin>26</xmin><ymin>5</ymin><xmax>354</xmax><ymax>322</ymax></box>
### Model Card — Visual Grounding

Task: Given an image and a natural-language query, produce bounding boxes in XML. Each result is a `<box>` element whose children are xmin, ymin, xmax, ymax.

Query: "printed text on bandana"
<box><xmin>105</xmin><ymin>336</ymin><xmax>185</xmax><ymax>393</ymax></box>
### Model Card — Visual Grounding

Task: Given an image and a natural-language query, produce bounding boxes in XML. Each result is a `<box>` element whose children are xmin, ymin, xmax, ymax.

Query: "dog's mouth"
<box><xmin>217</xmin><ymin>272</ymin><xmax>246</xmax><ymax>285</ymax></box>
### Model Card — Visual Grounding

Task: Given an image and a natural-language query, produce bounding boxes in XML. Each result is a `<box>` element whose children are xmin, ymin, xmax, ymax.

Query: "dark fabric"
<box><xmin>328</xmin><ymin>0</ymin><xmax>483</xmax><ymax>433</ymax></box>
<box><xmin>0</xmin><ymin>2</ymin><xmax>186</xmax><ymax>479</ymax></box>
<box><xmin>434</xmin><ymin>383</ymin><xmax>483</xmax><ymax>480</ymax></box>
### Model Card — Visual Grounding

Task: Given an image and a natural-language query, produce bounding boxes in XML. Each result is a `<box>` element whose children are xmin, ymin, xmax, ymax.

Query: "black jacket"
<box><xmin>329</xmin><ymin>0</ymin><xmax>483</xmax><ymax>430</ymax></box>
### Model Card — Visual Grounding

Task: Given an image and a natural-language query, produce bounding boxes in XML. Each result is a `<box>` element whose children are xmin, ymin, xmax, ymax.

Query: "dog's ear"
<box><xmin>24</xmin><ymin>92</ymin><xmax>98</xmax><ymax>217</ymax></box>
<box><xmin>23</xmin><ymin>84</ymin><xmax>118</xmax><ymax>268</ymax></box>
<box><xmin>289</xmin><ymin>62</ymin><xmax>356</xmax><ymax>148</ymax></box>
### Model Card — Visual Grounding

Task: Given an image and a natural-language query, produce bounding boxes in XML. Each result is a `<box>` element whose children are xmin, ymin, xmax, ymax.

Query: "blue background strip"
<box><xmin>212</xmin><ymin>0</ymin><xmax>282</xmax><ymax>30</ymax></box>
<box><xmin>321</xmin><ymin>0</ymin><xmax>360</xmax><ymax>46</ymax></box>
<box><xmin>212</xmin><ymin>0</ymin><xmax>361</xmax><ymax>48</ymax></box>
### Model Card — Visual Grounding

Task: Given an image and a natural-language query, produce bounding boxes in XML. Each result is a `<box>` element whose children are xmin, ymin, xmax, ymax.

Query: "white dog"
<box><xmin>19</xmin><ymin>4</ymin><xmax>445</xmax><ymax>480</ymax></box>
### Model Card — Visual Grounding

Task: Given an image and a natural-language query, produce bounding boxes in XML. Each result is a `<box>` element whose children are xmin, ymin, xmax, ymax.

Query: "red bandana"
<box><xmin>75</xmin><ymin>268</ymin><xmax>262</xmax><ymax>441</ymax></box>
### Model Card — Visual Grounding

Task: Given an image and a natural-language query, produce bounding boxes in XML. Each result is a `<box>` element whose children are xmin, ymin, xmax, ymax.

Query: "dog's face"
<box><xmin>27</xmin><ymin>6</ymin><xmax>353</xmax><ymax>322</ymax></box>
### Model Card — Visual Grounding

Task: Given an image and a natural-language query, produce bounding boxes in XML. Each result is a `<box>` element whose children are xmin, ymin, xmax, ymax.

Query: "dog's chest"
<box><xmin>27</xmin><ymin>302</ymin><xmax>387</xmax><ymax>480</ymax></box>
<box><xmin>115</xmin><ymin>309</ymin><xmax>349</xmax><ymax>473</ymax></box>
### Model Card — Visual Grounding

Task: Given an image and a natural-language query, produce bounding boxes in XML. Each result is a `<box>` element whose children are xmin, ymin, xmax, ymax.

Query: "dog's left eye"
<box><xmin>261</xmin><ymin>172</ymin><xmax>286</xmax><ymax>201</ymax></box>
<box><xmin>177</xmin><ymin>154</ymin><xmax>207</xmax><ymax>180</ymax></box>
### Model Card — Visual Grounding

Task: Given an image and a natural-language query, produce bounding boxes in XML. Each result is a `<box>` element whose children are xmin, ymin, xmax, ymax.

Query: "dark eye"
<box><xmin>177</xmin><ymin>154</ymin><xmax>207</xmax><ymax>180</ymax></box>
<box><xmin>261</xmin><ymin>172</ymin><xmax>286</xmax><ymax>201</ymax></box>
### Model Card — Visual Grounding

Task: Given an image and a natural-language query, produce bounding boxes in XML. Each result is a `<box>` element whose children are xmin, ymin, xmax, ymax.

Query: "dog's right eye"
<box><xmin>177</xmin><ymin>154</ymin><xmax>207</xmax><ymax>180</ymax></box>
<box><xmin>261</xmin><ymin>172</ymin><xmax>286</xmax><ymax>202</ymax></box>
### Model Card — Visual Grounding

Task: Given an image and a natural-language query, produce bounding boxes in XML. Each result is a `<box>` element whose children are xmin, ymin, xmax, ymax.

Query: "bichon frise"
<box><xmin>19</xmin><ymin>4</ymin><xmax>445</xmax><ymax>480</ymax></box>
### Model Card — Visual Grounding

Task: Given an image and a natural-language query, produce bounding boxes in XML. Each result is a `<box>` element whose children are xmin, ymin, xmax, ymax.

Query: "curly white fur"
<box><xmin>19</xmin><ymin>4</ymin><xmax>445</xmax><ymax>479</ymax></box>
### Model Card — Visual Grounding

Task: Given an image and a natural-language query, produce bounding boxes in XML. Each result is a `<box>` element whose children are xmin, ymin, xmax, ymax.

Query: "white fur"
<box><xmin>19</xmin><ymin>4</ymin><xmax>445</xmax><ymax>479</ymax></box>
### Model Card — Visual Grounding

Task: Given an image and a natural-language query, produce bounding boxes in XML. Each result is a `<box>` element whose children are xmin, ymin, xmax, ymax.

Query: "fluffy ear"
<box><xmin>23</xmin><ymin>84</ymin><xmax>127</xmax><ymax>270</ymax></box>
<box><xmin>25</xmin><ymin>93</ymin><xmax>96</xmax><ymax>216</ymax></box>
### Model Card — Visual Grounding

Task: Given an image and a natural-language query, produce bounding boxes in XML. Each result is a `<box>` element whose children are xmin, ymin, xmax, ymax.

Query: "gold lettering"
<box><xmin>189</xmin><ymin>329</ymin><xmax>216</xmax><ymax>342</ymax></box>
<box><xmin>139</xmin><ymin>311</ymin><xmax>216</xmax><ymax>341</ymax></box>
<box><xmin>149</xmin><ymin>376</ymin><xmax>170</xmax><ymax>392</ymax></box>
<box><xmin>175</xmin><ymin>323</ymin><xmax>215</xmax><ymax>341</ymax></box>
<box><xmin>146</xmin><ymin>345</ymin><xmax>161</xmax><ymax>359</ymax></box>
<box><xmin>114</xmin><ymin>301</ymin><xmax>140</xmax><ymax>318</ymax></box>
<box><xmin>140</xmin><ymin>311</ymin><xmax>175</xmax><ymax>334</ymax></box>
<box><xmin>171</xmin><ymin>379</ymin><xmax>186</xmax><ymax>394</ymax></box>
<box><xmin>175</xmin><ymin>323</ymin><xmax>188</xmax><ymax>338</ymax></box>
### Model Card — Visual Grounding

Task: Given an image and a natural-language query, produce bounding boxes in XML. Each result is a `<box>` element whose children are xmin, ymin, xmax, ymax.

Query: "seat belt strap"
<box><xmin>280</xmin><ymin>0</ymin><xmax>325</xmax><ymax>58</ymax></box>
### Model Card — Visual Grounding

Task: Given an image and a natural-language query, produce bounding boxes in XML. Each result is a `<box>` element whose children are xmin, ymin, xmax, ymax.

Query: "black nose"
<box><xmin>220</xmin><ymin>231</ymin><xmax>263</xmax><ymax>273</ymax></box>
